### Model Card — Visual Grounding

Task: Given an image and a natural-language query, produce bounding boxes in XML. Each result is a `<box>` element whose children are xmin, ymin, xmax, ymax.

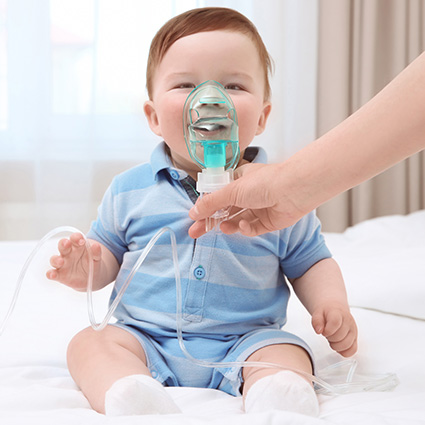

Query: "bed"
<box><xmin>0</xmin><ymin>210</ymin><xmax>424</xmax><ymax>424</ymax></box>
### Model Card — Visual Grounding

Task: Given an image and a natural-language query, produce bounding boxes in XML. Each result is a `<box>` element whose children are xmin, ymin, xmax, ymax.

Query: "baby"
<box><xmin>47</xmin><ymin>7</ymin><xmax>357</xmax><ymax>417</ymax></box>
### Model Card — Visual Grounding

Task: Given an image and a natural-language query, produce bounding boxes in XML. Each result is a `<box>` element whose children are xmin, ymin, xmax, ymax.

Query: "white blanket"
<box><xmin>1</xmin><ymin>211</ymin><xmax>424</xmax><ymax>424</ymax></box>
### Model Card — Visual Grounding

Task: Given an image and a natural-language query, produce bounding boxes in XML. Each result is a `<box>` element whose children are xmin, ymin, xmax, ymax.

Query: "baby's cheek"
<box><xmin>238</xmin><ymin>122</ymin><xmax>259</xmax><ymax>149</ymax></box>
<box><xmin>236</xmin><ymin>106</ymin><xmax>263</xmax><ymax>145</ymax></box>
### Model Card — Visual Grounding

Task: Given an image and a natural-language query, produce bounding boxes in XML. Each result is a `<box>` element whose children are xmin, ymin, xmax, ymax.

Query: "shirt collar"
<box><xmin>150</xmin><ymin>141</ymin><xmax>268</xmax><ymax>181</ymax></box>
<box><xmin>150</xmin><ymin>142</ymin><xmax>188</xmax><ymax>181</ymax></box>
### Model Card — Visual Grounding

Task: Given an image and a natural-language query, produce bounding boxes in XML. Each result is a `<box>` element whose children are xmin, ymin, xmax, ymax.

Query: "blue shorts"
<box><xmin>113</xmin><ymin>323</ymin><xmax>314</xmax><ymax>397</ymax></box>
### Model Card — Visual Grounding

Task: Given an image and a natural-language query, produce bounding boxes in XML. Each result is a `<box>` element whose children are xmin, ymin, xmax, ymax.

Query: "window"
<box><xmin>50</xmin><ymin>0</ymin><xmax>172</xmax><ymax>116</ymax></box>
<box><xmin>50</xmin><ymin>0</ymin><xmax>95</xmax><ymax>115</ymax></box>
<box><xmin>0</xmin><ymin>0</ymin><xmax>200</xmax><ymax>160</ymax></box>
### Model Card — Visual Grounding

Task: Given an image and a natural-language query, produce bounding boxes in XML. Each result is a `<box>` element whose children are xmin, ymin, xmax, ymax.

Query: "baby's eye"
<box><xmin>175</xmin><ymin>83</ymin><xmax>196</xmax><ymax>89</ymax></box>
<box><xmin>225</xmin><ymin>84</ymin><xmax>243</xmax><ymax>91</ymax></box>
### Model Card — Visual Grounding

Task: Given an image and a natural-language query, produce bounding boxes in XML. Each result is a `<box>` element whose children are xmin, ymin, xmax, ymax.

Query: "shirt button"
<box><xmin>170</xmin><ymin>170</ymin><xmax>179</xmax><ymax>180</ymax></box>
<box><xmin>194</xmin><ymin>266</ymin><xmax>205</xmax><ymax>280</ymax></box>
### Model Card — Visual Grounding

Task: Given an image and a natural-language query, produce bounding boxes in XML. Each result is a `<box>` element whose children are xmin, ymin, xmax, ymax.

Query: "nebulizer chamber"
<box><xmin>183</xmin><ymin>80</ymin><xmax>240</xmax><ymax>232</ymax></box>
<box><xmin>1</xmin><ymin>81</ymin><xmax>399</xmax><ymax>397</ymax></box>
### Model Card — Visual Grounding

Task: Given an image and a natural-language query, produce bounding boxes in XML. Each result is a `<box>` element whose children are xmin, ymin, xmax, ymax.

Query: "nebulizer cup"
<box><xmin>183</xmin><ymin>80</ymin><xmax>240</xmax><ymax>232</ymax></box>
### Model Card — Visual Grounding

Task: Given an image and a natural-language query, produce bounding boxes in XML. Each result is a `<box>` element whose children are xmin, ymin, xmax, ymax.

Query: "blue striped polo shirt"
<box><xmin>88</xmin><ymin>142</ymin><xmax>331</xmax><ymax>346</ymax></box>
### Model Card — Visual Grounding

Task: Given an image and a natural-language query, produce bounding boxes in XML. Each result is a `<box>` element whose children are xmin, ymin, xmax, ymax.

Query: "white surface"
<box><xmin>0</xmin><ymin>211</ymin><xmax>424</xmax><ymax>424</ymax></box>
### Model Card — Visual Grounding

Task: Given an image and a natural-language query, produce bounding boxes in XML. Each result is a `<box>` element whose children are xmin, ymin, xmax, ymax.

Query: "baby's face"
<box><xmin>144</xmin><ymin>30</ymin><xmax>271</xmax><ymax>177</ymax></box>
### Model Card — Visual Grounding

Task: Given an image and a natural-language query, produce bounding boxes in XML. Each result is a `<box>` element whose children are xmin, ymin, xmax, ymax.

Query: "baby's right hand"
<box><xmin>46</xmin><ymin>233</ymin><xmax>102</xmax><ymax>291</ymax></box>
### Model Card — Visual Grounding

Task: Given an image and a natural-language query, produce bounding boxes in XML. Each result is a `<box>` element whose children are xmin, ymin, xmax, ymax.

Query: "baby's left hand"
<box><xmin>311</xmin><ymin>303</ymin><xmax>358</xmax><ymax>357</ymax></box>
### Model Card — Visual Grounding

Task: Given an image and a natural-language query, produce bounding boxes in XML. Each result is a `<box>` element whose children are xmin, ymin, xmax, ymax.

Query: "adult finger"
<box><xmin>238</xmin><ymin>217</ymin><xmax>270</xmax><ymax>237</ymax></box>
<box><xmin>189</xmin><ymin>183</ymin><xmax>238</xmax><ymax>221</ymax></box>
<box><xmin>188</xmin><ymin>220</ymin><xmax>208</xmax><ymax>239</ymax></box>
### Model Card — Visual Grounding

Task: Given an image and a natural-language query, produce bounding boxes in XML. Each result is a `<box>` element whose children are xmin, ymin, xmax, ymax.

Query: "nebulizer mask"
<box><xmin>0</xmin><ymin>81</ymin><xmax>399</xmax><ymax>397</ymax></box>
<box><xmin>183</xmin><ymin>80</ymin><xmax>240</xmax><ymax>232</ymax></box>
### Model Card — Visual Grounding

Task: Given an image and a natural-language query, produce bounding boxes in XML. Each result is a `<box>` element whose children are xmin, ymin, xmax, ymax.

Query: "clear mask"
<box><xmin>183</xmin><ymin>81</ymin><xmax>240</xmax><ymax>231</ymax></box>
<box><xmin>183</xmin><ymin>80</ymin><xmax>240</xmax><ymax>172</ymax></box>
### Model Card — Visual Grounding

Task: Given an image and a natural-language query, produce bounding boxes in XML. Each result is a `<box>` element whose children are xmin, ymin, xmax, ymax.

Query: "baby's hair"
<box><xmin>146</xmin><ymin>7</ymin><xmax>273</xmax><ymax>100</ymax></box>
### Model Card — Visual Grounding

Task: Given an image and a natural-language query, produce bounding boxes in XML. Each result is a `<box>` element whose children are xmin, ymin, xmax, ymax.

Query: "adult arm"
<box><xmin>189</xmin><ymin>51</ymin><xmax>425</xmax><ymax>238</ymax></box>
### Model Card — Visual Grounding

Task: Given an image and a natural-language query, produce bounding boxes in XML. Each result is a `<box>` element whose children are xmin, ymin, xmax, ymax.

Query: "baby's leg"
<box><xmin>67</xmin><ymin>325</ymin><xmax>179</xmax><ymax>415</ymax></box>
<box><xmin>242</xmin><ymin>344</ymin><xmax>319</xmax><ymax>416</ymax></box>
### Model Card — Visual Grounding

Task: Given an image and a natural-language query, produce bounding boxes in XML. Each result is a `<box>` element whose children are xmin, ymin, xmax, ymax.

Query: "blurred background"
<box><xmin>0</xmin><ymin>0</ymin><xmax>424</xmax><ymax>240</ymax></box>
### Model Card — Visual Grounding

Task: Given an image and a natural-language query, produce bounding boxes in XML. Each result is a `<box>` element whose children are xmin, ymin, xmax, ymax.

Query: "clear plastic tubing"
<box><xmin>1</xmin><ymin>226</ymin><xmax>399</xmax><ymax>395</ymax></box>
<box><xmin>0</xmin><ymin>226</ymin><xmax>93</xmax><ymax>336</ymax></box>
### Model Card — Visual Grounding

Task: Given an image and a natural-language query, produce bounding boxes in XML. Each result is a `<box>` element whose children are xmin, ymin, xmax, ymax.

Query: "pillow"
<box><xmin>324</xmin><ymin>210</ymin><xmax>425</xmax><ymax>321</ymax></box>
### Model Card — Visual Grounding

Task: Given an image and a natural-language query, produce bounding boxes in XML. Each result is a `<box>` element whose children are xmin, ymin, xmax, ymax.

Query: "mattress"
<box><xmin>0</xmin><ymin>210</ymin><xmax>424</xmax><ymax>424</ymax></box>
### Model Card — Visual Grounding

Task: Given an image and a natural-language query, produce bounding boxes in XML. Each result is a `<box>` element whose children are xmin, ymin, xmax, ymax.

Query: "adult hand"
<box><xmin>189</xmin><ymin>51</ymin><xmax>425</xmax><ymax>240</ymax></box>
<box><xmin>188</xmin><ymin>162</ymin><xmax>307</xmax><ymax>238</ymax></box>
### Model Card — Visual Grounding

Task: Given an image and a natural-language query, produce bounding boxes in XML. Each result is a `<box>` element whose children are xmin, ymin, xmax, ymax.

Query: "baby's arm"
<box><xmin>47</xmin><ymin>232</ymin><xmax>120</xmax><ymax>292</ymax></box>
<box><xmin>290</xmin><ymin>258</ymin><xmax>358</xmax><ymax>357</ymax></box>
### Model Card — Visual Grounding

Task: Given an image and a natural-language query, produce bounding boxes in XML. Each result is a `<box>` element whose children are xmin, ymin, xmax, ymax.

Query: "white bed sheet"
<box><xmin>0</xmin><ymin>211</ymin><xmax>424</xmax><ymax>425</ymax></box>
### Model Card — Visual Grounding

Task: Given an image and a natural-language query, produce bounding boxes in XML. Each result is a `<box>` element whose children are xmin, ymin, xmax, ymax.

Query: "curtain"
<box><xmin>0</xmin><ymin>0</ymin><xmax>318</xmax><ymax>240</ymax></box>
<box><xmin>316</xmin><ymin>0</ymin><xmax>425</xmax><ymax>232</ymax></box>
<box><xmin>0</xmin><ymin>0</ymin><xmax>184</xmax><ymax>240</ymax></box>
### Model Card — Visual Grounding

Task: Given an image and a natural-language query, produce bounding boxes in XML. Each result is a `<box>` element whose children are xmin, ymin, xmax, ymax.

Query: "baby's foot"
<box><xmin>244</xmin><ymin>370</ymin><xmax>319</xmax><ymax>416</ymax></box>
<box><xmin>105</xmin><ymin>374</ymin><xmax>181</xmax><ymax>416</ymax></box>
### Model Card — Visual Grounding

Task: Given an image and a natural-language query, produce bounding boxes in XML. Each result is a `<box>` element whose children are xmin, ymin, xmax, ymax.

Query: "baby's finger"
<box><xmin>90</xmin><ymin>241</ymin><xmax>102</xmax><ymax>262</ymax></box>
<box><xmin>322</xmin><ymin>310</ymin><xmax>343</xmax><ymax>338</ymax></box>
<box><xmin>58</xmin><ymin>238</ymin><xmax>72</xmax><ymax>256</ymax></box>
<box><xmin>338</xmin><ymin>339</ymin><xmax>358</xmax><ymax>358</ymax></box>
<box><xmin>330</xmin><ymin>331</ymin><xmax>358</xmax><ymax>357</ymax></box>
<box><xmin>326</xmin><ymin>323</ymin><xmax>351</xmax><ymax>344</ymax></box>
<box><xmin>311</xmin><ymin>312</ymin><xmax>325</xmax><ymax>334</ymax></box>
<box><xmin>49</xmin><ymin>255</ymin><xmax>64</xmax><ymax>269</ymax></box>
<box><xmin>70</xmin><ymin>232</ymin><xmax>86</xmax><ymax>248</ymax></box>
<box><xmin>46</xmin><ymin>268</ymin><xmax>58</xmax><ymax>281</ymax></box>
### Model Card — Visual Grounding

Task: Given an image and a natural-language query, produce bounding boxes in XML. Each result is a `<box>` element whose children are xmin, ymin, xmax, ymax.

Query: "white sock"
<box><xmin>104</xmin><ymin>374</ymin><xmax>181</xmax><ymax>416</ymax></box>
<box><xmin>244</xmin><ymin>370</ymin><xmax>319</xmax><ymax>417</ymax></box>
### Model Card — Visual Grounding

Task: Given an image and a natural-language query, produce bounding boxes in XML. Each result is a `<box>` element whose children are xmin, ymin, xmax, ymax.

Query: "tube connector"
<box><xmin>196</xmin><ymin>167</ymin><xmax>233</xmax><ymax>232</ymax></box>
<box><xmin>196</xmin><ymin>167</ymin><xmax>233</xmax><ymax>194</ymax></box>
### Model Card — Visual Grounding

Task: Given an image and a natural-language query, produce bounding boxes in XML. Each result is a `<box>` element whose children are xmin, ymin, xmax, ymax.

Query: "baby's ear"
<box><xmin>143</xmin><ymin>101</ymin><xmax>162</xmax><ymax>137</ymax></box>
<box><xmin>256</xmin><ymin>102</ymin><xmax>272</xmax><ymax>135</ymax></box>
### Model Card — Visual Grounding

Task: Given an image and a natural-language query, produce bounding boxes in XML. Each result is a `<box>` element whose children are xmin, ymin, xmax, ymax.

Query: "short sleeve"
<box><xmin>87</xmin><ymin>179</ymin><xmax>128</xmax><ymax>264</ymax></box>
<box><xmin>279</xmin><ymin>212</ymin><xmax>331</xmax><ymax>279</ymax></box>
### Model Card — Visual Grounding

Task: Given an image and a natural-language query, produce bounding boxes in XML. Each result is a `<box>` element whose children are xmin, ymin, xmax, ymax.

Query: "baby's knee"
<box><xmin>243</xmin><ymin>343</ymin><xmax>313</xmax><ymax>387</ymax></box>
<box><xmin>67</xmin><ymin>325</ymin><xmax>146</xmax><ymax>368</ymax></box>
<box><xmin>67</xmin><ymin>326</ymin><xmax>99</xmax><ymax>365</ymax></box>
<box><xmin>249</xmin><ymin>344</ymin><xmax>312</xmax><ymax>369</ymax></box>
